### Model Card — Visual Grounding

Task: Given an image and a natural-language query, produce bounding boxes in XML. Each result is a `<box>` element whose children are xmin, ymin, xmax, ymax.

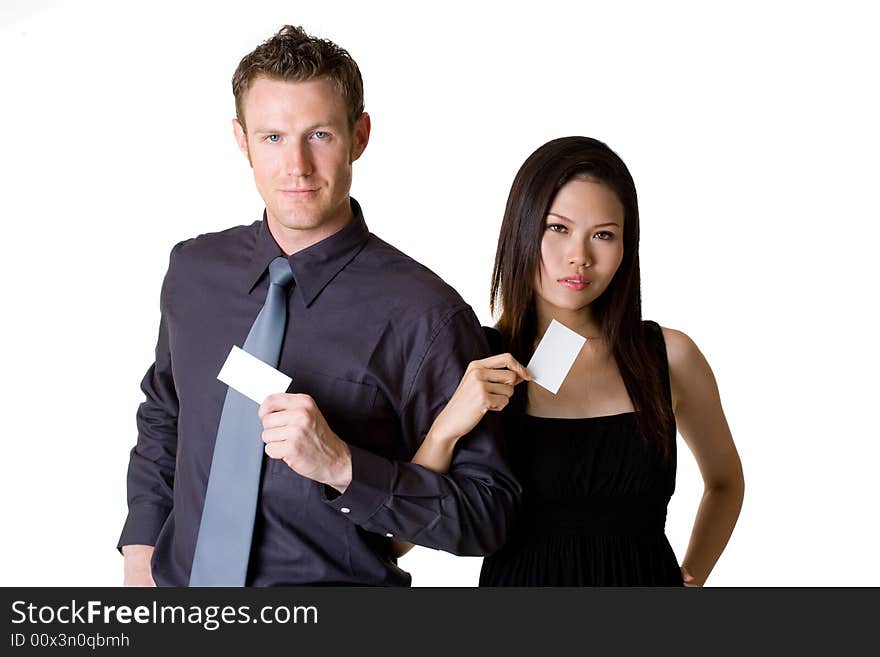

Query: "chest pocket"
<box><xmin>286</xmin><ymin>369</ymin><xmax>400</xmax><ymax>455</ymax></box>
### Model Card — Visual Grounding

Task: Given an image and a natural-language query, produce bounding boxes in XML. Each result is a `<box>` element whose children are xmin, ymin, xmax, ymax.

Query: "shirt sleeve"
<box><xmin>117</xmin><ymin>247</ymin><xmax>181</xmax><ymax>552</ymax></box>
<box><xmin>323</xmin><ymin>306</ymin><xmax>522</xmax><ymax>556</ymax></box>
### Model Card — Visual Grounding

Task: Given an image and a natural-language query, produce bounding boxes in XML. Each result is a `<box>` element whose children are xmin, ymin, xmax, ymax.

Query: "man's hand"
<box><xmin>258</xmin><ymin>393</ymin><xmax>353</xmax><ymax>493</ymax></box>
<box><xmin>122</xmin><ymin>545</ymin><xmax>156</xmax><ymax>587</ymax></box>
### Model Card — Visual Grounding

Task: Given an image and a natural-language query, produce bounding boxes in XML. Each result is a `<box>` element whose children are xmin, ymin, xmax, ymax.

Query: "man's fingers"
<box><xmin>261</xmin><ymin>410</ymin><xmax>293</xmax><ymax>430</ymax></box>
<box><xmin>258</xmin><ymin>393</ymin><xmax>291</xmax><ymax>419</ymax></box>
<box><xmin>258</xmin><ymin>393</ymin><xmax>313</xmax><ymax>419</ymax></box>
<box><xmin>264</xmin><ymin>442</ymin><xmax>287</xmax><ymax>459</ymax></box>
<box><xmin>125</xmin><ymin>576</ymin><xmax>156</xmax><ymax>588</ymax></box>
<box><xmin>261</xmin><ymin>426</ymin><xmax>289</xmax><ymax>444</ymax></box>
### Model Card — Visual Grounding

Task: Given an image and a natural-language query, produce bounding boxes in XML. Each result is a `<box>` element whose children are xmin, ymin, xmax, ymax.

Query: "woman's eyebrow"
<box><xmin>547</xmin><ymin>212</ymin><xmax>620</xmax><ymax>228</ymax></box>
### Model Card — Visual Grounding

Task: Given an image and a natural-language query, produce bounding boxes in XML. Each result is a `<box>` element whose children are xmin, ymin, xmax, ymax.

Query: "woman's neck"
<box><xmin>535</xmin><ymin>301</ymin><xmax>602</xmax><ymax>340</ymax></box>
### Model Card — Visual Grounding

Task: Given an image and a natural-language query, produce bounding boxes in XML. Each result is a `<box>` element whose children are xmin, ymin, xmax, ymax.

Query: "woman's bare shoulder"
<box><xmin>658</xmin><ymin>326</ymin><xmax>709</xmax><ymax>409</ymax></box>
<box><xmin>659</xmin><ymin>326</ymin><xmax>702</xmax><ymax>368</ymax></box>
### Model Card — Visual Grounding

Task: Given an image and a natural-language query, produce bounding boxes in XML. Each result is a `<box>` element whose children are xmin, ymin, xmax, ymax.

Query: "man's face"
<box><xmin>233</xmin><ymin>76</ymin><xmax>370</xmax><ymax>243</ymax></box>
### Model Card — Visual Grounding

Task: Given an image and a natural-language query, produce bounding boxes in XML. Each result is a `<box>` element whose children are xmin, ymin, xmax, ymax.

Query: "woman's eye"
<box><xmin>594</xmin><ymin>231</ymin><xmax>615</xmax><ymax>240</ymax></box>
<box><xmin>547</xmin><ymin>224</ymin><xmax>567</xmax><ymax>233</ymax></box>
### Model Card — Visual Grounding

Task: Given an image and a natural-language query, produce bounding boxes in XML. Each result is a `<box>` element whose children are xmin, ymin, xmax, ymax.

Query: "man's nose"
<box><xmin>284</xmin><ymin>140</ymin><xmax>313</xmax><ymax>177</ymax></box>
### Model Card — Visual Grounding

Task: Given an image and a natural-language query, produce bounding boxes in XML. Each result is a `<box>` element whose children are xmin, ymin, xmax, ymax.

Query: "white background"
<box><xmin>1</xmin><ymin>0</ymin><xmax>877</xmax><ymax>586</ymax></box>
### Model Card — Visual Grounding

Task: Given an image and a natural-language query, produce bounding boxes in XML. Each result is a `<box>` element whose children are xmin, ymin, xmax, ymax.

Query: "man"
<box><xmin>118</xmin><ymin>25</ymin><xmax>520</xmax><ymax>586</ymax></box>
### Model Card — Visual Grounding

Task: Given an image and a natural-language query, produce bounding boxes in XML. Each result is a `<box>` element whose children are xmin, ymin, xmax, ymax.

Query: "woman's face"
<box><xmin>534</xmin><ymin>178</ymin><xmax>625</xmax><ymax>317</ymax></box>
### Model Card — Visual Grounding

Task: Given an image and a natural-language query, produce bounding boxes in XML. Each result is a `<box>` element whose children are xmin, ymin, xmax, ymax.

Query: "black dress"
<box><xmin>479</xmin><ymin>320</ymin><xmax>683</xmax><ymax>586</ymax></box>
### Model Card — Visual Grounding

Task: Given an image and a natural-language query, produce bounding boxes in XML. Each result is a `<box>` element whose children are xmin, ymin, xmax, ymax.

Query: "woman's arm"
<box><xmin>663</xmin><ymin>327</ymin><xmax>745</xmax><ymax>586</ymax></box>
<box><xmin>390</xmin><ymin>353</ymin><xmax>530</xmax><ymax>558</ymax></box>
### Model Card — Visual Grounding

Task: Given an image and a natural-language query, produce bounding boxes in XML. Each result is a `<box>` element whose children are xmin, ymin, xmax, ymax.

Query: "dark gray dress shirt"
<box><xmin>118</xmin><ymin>198</ymin><xmax>521</xmax><ymax>586</ymax></box>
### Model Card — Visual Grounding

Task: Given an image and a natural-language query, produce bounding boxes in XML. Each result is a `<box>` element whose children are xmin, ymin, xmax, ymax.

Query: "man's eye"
<box><xmin>265</xmin><ymin>134</ymin><xmax>280</xmax><ymax>143</ymax></box>
<box><xmin>313</xmin><ymin>131</ymin><xmax>330</xmax><ymax>140</ymax></box>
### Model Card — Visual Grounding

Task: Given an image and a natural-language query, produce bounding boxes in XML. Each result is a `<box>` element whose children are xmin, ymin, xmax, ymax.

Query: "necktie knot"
<box><xmin>268</xmin><ymin>256</ymin><xmax>294</xmax><ymax>288</ymax></box>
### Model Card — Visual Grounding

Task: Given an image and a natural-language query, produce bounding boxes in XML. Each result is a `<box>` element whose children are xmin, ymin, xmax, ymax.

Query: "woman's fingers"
<box><xmin>486</xmin><ymin>393</ymin><xmax>511</xmax><ymax>412</ymax></box>
<box><xmin>470</xmin><ymin>353</ymin><xmax>532</xmax><ymax>384</ymax></box>
<box><xmin>681</xmin><ymin>566</ymin><xmax>698</xmax><ymax>586</ymax></box>
<box><xmin>483</xmin><ymin>382</ymin><xmax>514</xmax><ymax>398</ymax></box>
<box><xmin>478</xmin><ymin>368</ymin><xmax>518</xmax><ymax>385</ymax></box>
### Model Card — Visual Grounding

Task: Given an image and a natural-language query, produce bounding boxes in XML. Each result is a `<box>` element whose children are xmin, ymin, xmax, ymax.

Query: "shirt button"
<box><xmin>340</xmin><ymin>507</ymin><xmax>351</xmax><ymax>514</ymax></box>
<box><xmin>385</xmin><ymin>533</ymin><xmax>394</xmax><ymax>538</ymax></box>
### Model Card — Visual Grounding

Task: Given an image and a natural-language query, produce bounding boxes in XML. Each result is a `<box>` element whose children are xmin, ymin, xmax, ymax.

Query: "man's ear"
<box><xmin>232</xmin><ymin>118</ymin><xmax>251</xmax><ymax>163</ymax></box>
<box><xmin>350</xmin><ymin>112</ymin><xmax>371</xmax><ymax>162</ymax></box>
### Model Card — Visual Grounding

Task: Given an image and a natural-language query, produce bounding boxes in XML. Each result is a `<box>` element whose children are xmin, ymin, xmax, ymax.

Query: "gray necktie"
<box><xmin>189</xmin><ymin>256</ymin><xmax>294</xmax><ymax>586</ymax></box>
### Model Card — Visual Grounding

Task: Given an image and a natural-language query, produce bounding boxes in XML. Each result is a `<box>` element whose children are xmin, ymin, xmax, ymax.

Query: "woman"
<box><xmin>396</xmin><ymin>136</ymin><xmax>744</xmax><ymax>586</ymax></box>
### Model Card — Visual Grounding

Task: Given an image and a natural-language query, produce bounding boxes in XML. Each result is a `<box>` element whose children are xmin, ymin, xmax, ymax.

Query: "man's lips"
<box><xmin>280</xmin><ymin>188</ymin><xmax>318</xmax><ymax>194</ymax></box>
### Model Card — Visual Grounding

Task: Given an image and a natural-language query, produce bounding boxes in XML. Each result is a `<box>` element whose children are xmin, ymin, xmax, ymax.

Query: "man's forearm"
<box><xmin>327</xmin><ymin>441</ymin><xmax>519</xmax><ymax>556</ymax></box>
<box><xmin>325</xmin><ymin>306</ymin><xmax>521</xmax><ymax>554</ymax></box>
<box><xmin>325</xmin><ymin>441</ymin><xmax>353</xmax><ymax>493</ymax></box>
<box><xmin>389</xmin><ymin>426</ymin><xmax>461</xmax><ymax>558</ymax></box>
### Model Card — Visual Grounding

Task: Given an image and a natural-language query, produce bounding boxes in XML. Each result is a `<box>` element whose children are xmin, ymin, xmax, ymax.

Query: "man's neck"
<box><xmin>267</xmin><ymin>204</ymin><xmax>354</xmax><ymax>256</ymax></box>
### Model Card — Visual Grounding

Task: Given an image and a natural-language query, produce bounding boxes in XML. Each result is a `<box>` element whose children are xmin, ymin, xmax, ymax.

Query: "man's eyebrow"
<box><xmin>547</xmin><ymin>212</ymin><xmax>620</xmax><ymax>228</ymax></box>
<box><xmin>251</xmin><ymin>123</ymin><xmax>335</xmax><ymax>135</ymax></box>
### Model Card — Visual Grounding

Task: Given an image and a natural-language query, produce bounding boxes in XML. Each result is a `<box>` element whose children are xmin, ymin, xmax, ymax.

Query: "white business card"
<box><xmin>217</xmin><ymin>345</ymin><xmax>292</xmax><ymax>404</ymax></box>
<box><xmin>526</xmin><ymin>319</ymin><xmax>587</xmax><ymax>394</ymax></box>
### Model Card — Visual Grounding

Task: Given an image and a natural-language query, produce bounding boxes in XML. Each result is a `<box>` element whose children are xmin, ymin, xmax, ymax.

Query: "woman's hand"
<box><xmin>681</xmin><ymin>565</ymin><xmax>702</xmax><ymax>587</ymax></box>
<box><xmin>408</xmin><ymin>351</ymin><xmax>532</xmax><ymax>475</ymax></box>
<box><xmin>428</xmin><ymin>353</ymin><xmax>531</xmax><ymax>445</ymax></box>
<box><xmin>393</xmin><ymin>353</ymin><xmax>531</xmax><ymax>560</ymax></box>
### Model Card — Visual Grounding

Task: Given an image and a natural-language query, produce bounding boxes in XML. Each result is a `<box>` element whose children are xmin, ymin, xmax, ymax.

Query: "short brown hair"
<box><xmin>232</xmin><ymin>25</ymin><xmax>364</xmax><ymax>132</ymax></box>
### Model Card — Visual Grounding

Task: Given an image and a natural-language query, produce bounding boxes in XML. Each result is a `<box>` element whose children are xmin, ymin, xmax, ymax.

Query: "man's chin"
<box><xmin>268</xmin><ymin>210</ymin><xmax>339</xmax><ymax>233</ymax></box>
<box><xmin>274</xmin><ymin>218</ymin><xmax>325</xmax><ymax>232</ymax></box>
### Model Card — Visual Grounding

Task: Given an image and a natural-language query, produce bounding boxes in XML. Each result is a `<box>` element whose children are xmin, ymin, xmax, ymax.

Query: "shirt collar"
<box><xmin>245</xmin><ymin>197</ymin><xmax>370</xmax><ymax>307</ymax></box>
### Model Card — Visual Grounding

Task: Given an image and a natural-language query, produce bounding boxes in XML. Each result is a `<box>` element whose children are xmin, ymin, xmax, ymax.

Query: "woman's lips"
<box><xmin>558</xmin><ymin>277</ymin><xmax>591</xmax><ymax>291</ymax></box>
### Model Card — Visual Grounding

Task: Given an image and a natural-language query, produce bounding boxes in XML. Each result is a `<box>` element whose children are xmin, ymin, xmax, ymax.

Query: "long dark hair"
<box><xmin>490</xmin><ymin>136</ymin><xmax>675</xmax><ymax>458</ymax></box>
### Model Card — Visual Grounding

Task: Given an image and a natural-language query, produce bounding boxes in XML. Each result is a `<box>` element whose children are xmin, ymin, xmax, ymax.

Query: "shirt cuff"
<box><xmin>322</xmin><ymin>443</ymin><xmax>393</xmax><ymax>524</ymax></box>
<box><xmin>116</xmin><ymin>503</ymin><xmax>171</xmax><ymax>553</ymax></box>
